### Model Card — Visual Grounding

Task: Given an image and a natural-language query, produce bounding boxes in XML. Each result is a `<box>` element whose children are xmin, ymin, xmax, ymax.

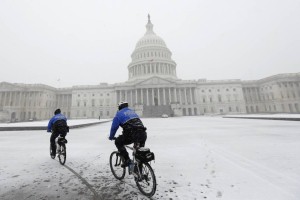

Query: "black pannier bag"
<box><xmin>135</xmin><ymin>147</ymin><xmax>155</xmax><ymax>162</ymax></box>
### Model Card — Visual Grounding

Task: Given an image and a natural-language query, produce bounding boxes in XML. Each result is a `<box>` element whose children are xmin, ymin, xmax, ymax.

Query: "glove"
<box><xmin>108</xmin><ymin>136</ymin><xmax>114</xmax><ymax>140</ymax></box>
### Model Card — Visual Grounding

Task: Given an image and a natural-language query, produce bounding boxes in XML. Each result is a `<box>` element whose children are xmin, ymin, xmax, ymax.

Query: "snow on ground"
<box><xmin>1</xmin><ymin>116</ymin><xmax>300</xmax><ymax>200</ymax></box>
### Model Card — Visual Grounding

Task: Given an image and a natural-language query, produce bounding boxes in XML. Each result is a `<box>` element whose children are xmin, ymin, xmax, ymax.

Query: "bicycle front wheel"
<box><xmin>58</xmin><ymin>144</ymin><xmax>66</xmax><ymax>165</ymax></box>
<box><xmin>109</xmin><ymin>151</ymin><xmax>125</xmax><ymax>180</ymax></box>
<box><xmin>136</xmin><ymin>162</ymin><xmax>156</xmax><ymax>197</ymax></box>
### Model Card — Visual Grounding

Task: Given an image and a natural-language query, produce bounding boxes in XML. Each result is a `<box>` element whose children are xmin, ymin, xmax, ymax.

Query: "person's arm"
<box><xmin>109</xmin><ymin>116</ymin><xmax>120</xmax><ymax>140</ymax></box>
<box><xmin>47</xmin><ymin>117</ymin><xmax>54</xmax><ymax>132</ymax></box>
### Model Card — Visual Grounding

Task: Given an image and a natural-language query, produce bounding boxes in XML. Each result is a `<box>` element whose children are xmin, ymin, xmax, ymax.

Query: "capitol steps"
<box><xmin>143</xmin><ymin>105</ymin><xmax>173</xmax><ymax>117</ymax></box>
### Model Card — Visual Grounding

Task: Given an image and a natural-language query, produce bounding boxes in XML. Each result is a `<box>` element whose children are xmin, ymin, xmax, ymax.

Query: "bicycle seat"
<box><xmin>58</xmin><ymin>138</ymin><xmax>68</xmax><ymax>144</ymax></box>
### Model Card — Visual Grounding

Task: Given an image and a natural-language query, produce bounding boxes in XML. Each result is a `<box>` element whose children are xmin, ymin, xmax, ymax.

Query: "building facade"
<box><xmin>1</xmin><ymin>16</ymin><xmax>299</xmax><ymax>122</ymax></box>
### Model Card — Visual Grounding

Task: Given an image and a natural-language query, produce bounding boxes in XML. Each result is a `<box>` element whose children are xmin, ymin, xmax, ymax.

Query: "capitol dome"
<box><xmin>128</xmin><ymin>15</ymin><xmax>177</xmax><ymax>81</ymax></box>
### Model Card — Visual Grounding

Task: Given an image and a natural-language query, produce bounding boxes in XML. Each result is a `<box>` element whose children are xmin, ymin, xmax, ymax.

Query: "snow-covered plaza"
<box><xmin>1</xmin><ymin>116</ymin><xmax>300</xmax><ymax>200</ymax></box>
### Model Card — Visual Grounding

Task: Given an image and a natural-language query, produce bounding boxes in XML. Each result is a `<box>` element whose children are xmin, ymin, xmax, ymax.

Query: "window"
<box><xmin>218</xmin><ymin>95</ymin><xmax>222</xmax><ymax>102</ymax></box>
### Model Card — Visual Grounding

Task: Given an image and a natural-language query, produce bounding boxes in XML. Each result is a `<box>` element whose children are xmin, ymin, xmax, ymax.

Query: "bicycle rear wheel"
<box><xmin>109</xmin><ymin>151</ymin><xmax>125</xmax><ymax>180</ymax></box>
<box><xmin>58</xmin><ymin>144</ymin><xmax>66</xmax><ymax>165</ymax></box>
<box><xmin>135</xmin><ymin>162</ymin><xmax>156</xmax><ymax>197</ymax></box>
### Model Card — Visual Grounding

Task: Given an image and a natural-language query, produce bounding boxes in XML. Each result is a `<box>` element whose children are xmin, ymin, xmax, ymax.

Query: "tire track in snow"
<box><xmin>61</xmin><ymin>162</ymin><xmax>103</xmax><ymax>200</ymax></box>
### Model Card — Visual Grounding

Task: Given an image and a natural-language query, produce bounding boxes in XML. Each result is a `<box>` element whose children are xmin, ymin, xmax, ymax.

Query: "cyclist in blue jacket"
<box><xmin>47</xmin><ymin>109</ymin><xmax>69</xmax><ymax>157</ymax></box>
<box><xmin>109</xmin><ymin>101</ymin><xmax>147</xmax><ymax>167</ymax></box>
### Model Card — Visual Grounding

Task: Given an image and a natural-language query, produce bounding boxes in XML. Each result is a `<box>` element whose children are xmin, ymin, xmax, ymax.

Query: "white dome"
<box><xmin>127</xmin><ymin>15</ymin><xmax>177</xmax><ymax>81</ymax></box>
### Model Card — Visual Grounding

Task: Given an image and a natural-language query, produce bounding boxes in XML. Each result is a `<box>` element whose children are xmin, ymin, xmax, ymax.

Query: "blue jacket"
<box><xmin>47</xmin><ymin>113</ymin><xmax>67</xmax><ymax>132</ymax></box>
<box><xmin>109</xmin><ymin>107</ymin><xmax>140</xmax><ymax>139</ymax></box>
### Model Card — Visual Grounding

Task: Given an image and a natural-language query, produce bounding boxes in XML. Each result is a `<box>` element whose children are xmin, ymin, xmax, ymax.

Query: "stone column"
<box><xmin>174</xmin><ymin>88</ymin><xmax>177</xmax><ymax>103</ymax></box>
<box><xmin>9</xmin><ymin>92</ymin><xmax>12</xmax><ymax>106</ymax></box>
<box><xmin>184</xmin><ymin>88</ymin><xmax>188</xmax><ymax>105</ymax></box>
<box><xmin>168</xmin><ymin>88</ymin><xmax>171</xmax><ymax>103</ymax></box>
<box><xmin>135</xmin><ymin>89</ymin><xmax>138</xmax><ymax>104</ymax></box>
<box><xmin>131</xmin><ymin>90</ymin><xmax>133</xmax><ymax>106</ymax></box>
<box><xmin>17</xmin><ymin>92</ymin><xmax>21</xmax><ymax>107</ymax></box>
<box><xmin>4</xmin><ymin>92</ymin><xmax>7</xmax><ymax>106</ymax></box>
<box><xmin>193</xmin><ymin>88</ymin><xmax>197</xmax><ymax>104</ymax></box>
<box><xmin>146</xmin><ymin>89</ymin><xmax>149</xmax><ymax>106</ymax></box>
<box><xmin>141</xmin><ymin>89</ymin><xmax>144</xmax><ymax>104</ymax></box>
<box><xmin>157</xmin><ymin>88</ymin><xmax>160</xmax><ymax>105</ymax></box>
<box><xmin>179</xmin><ymin>89</ymin><xmax>182</xmax><ymax>105</ymax></box>
<box><xmin>163</xmin><ymin>88</ymin><xmax>166</xmax><ymax>105</ymax></box>
<box><xmin>190</xmin><ymin>88</ymin><xmax>193</xmax><ymax>105</ymax></box>
<box><xmin>152</xmin><ymin>88</ymin><xmax>154</xmax><ymax>105</ymax></box>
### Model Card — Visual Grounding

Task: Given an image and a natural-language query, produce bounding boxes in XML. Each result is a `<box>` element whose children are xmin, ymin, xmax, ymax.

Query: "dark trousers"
<box><xmin>115</xmin><ymin>131</ymin><xmax>147</xmax><ymax>161</ymax></box>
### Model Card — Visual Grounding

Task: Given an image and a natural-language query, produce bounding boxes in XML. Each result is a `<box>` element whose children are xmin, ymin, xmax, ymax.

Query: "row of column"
<box><xmin>116</xmin><ymin>87</ymin><xmax>196</xmax><ymax>106</ymax></box>
<box><xmin>0</xmin><ymin>91</ymin><xmax>43</xmax><ymax>108</ymax></box>
<box><xmin>57</xmin><ymin>94</ymin><xmax>72</xmax><ymax>107</ymax></box>
<box><xmin>129</xmin><ymin>63</ymin><xmax>176</xmax><ymax>78</ymax></box>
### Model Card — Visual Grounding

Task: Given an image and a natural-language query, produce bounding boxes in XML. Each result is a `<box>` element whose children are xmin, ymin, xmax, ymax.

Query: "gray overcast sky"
<box><xmin>0</xmin><ymin>0</ymin><xmax>299</xmax><ymax>88</ymax></box>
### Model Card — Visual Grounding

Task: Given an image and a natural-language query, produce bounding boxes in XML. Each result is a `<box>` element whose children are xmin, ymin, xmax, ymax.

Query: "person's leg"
<box><xmin>134</xmin><ymin>131</ymin><xmax>147</xmax><ymax>147</ymax></box>
<box><xmin>115</xmin><ymin>135</ymin><xmax>132</xmax><ymax>161</ymax></box>
<box><xmin>50</xmin><ymin>132</ymin><xmax>59</xmax><ymax>155</ymax></box>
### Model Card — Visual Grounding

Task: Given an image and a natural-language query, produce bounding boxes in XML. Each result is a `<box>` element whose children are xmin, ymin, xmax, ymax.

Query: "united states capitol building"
<box><xmin>1</xmin><ymin>16</ymin><xmax>300</xmax><ymax>122</ymax></box>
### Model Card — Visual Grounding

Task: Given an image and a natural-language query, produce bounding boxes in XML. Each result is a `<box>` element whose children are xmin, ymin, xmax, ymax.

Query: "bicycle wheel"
<box><xmin>50</xmin><ymin>145</ymin><xmax>55</xmax><ymax>159</ymax></box>
<box><xmin>58</xmin><ymin>144</ymin><xmax>66</xmax><ymax>165</ymax></box>
<box><xmin>135</xmin><ymin>162</ymin><xmax>156</xmax><ymax>197</ymax></box>
<box><xmin>109</xmin><ymin>151</ymin><xmax>125</xmax><ymax>180</ymax></box>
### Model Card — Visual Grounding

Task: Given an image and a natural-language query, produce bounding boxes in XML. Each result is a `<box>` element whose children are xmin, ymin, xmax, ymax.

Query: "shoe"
<box><xmin>121</xmin><ymin>159</ymin><xmax>132</xmax><ymax>168</ymax></box>
<box><xmin>50</xmin><ymin>152</ymin><xmax>56</xmax><ymax>159</ymax></box>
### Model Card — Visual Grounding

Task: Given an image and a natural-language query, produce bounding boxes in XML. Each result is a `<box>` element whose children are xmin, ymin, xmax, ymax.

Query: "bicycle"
<box><xmin>50</xmin><ymin>135</ymin><xmax>68</xmax><ymax>165</ymax></box>
<box><xmin>109</xmin><ymin>140</ymin><xmax>157</xmax><ymax>197</ymax></box>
